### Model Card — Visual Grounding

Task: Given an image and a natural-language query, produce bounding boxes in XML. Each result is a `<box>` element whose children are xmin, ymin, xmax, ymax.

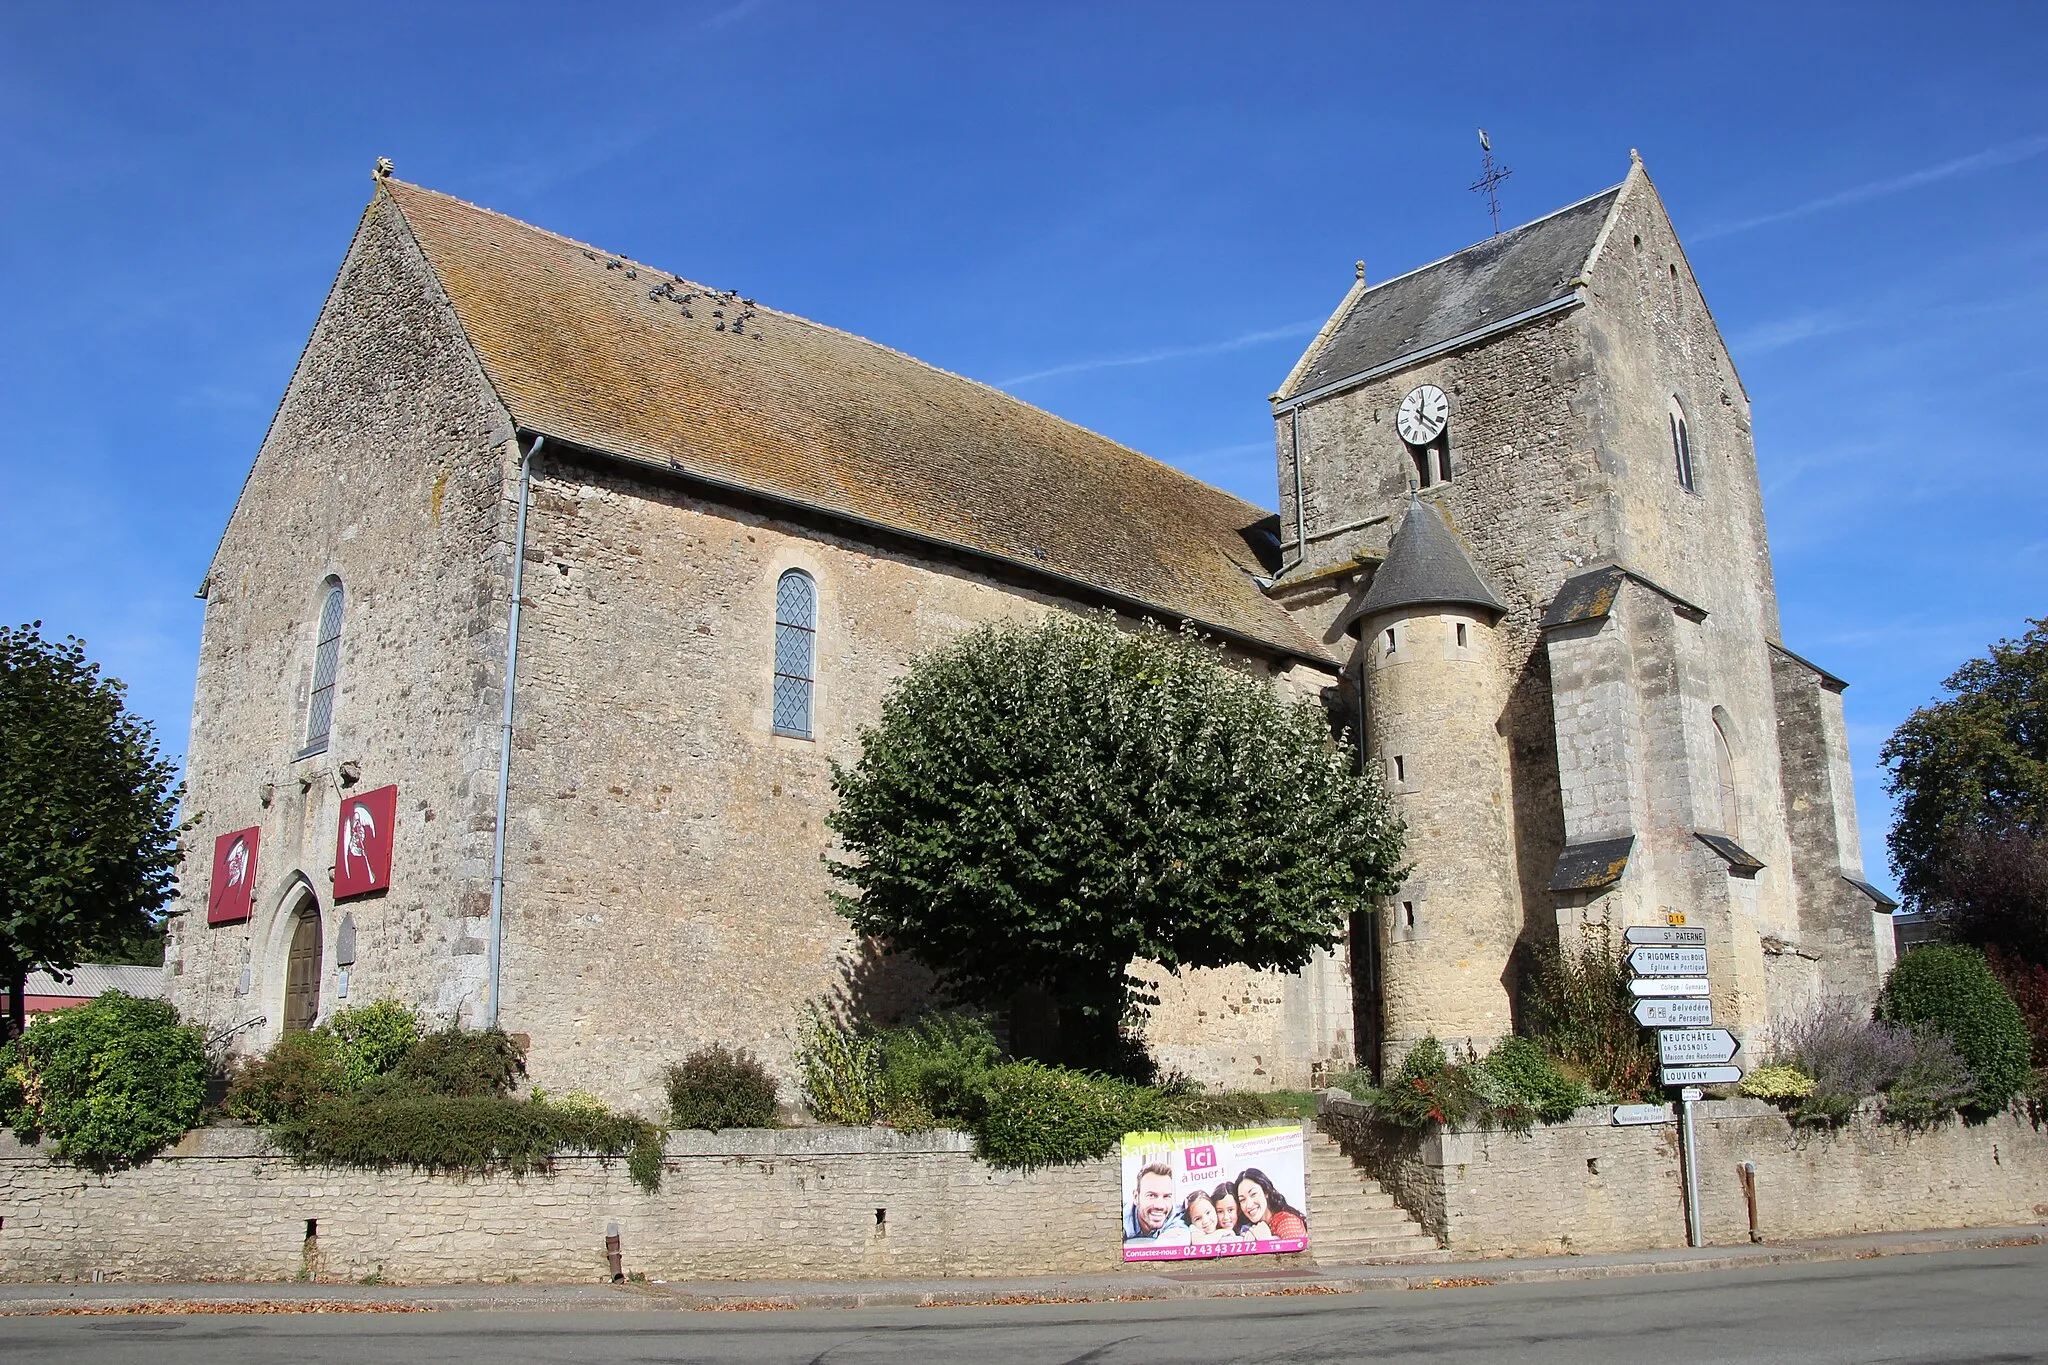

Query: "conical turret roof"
<box><xmin>1351</xmin><ymin>496</ymin><xmax>1504</xmax><ymax>624</ymax></box>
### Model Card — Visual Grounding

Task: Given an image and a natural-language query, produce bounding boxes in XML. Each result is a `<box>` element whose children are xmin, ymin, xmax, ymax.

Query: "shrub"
<box><xmin>874</xmin><ymin>1012</ymin><xmax>1002</xmax><ymax>1129</ymax></box>
<box><xmin>1881</xmin><ymin>1027</ymin><xmax>1978</xmax><ymax>1127</ymax></box>
<box><xmin>225</xmin><ymin>1030</ymin><xmax>349</xmax><ymax>1124</ymax></box>
<box><xmin>664</xmin><ymin>1045</ymin><xmax>778</xmax><ymax>1130</ymax></box>
<box><xmin>389</xmin><ymin>1028</ymin><xmax>525</xmax><ymax>1099</ymax></box>
<box><xmin>1739</xmin><ymin>1065</ymin><xmax>1817</xmax><ymax>1101</ymax></box>
<box><xmin>793</xmin><ymin>1004</ymin><xmax>884</xmax><ymax>1126</ymax></box>
<box><xmin>327</xmin><ymin>1000</ymin><xmax>421</xmax><ymax>1089</ymax></box>
<box><xmin>1985</xmin><ymin>948</ymin><xmax>2048</xmax><ymax>1067</ymax></box>
<box><xmin>274</xmin><ymin>1091</ymin><xmax>662</xmax><ymax>1192</ymax></box>
<box><xmin>1525</xmin><ymin>938</ymin><xmax>1659</xmax><ymax>1101</ymax></box>
<box><xmin>1366</xmin><ymin>1038</ymin><xmax>1491</xmax><ymax>1130</ymax></box>
<box><xmin>973</xmin><ymin>1061</ymin><xmax>1167</xmax><ymax>1168</ymax></box>
<box><xmin>1158</xmin><ymin>1087</ymin><xmax>1280</xmax><ymax>1131</ymax></box>
<box><xmin>1878</xmin><ymin>946</ymin><xmax>2033</xmax><ymax>1116</ymax></box>
<box><xmin>4</xmin><ymin>993</ymin><xmax>206</xmax><ymax>1168</ymax></box>
<box><xmin>1483</xmin><ymin>1037</ymin><xmax>1587</xmax><ymax>1124</ymax></box>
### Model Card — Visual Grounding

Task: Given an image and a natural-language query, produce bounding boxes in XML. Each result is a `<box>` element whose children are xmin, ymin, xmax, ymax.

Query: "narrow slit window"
<box><xmin>1402</xmin><ymin>901</ymin><xmax>1416</xmax><ymax>929</ymax></box>
<box><xmin>1455</xmin><ymin>622</ymin><xmax>1468</xmax><ymax>648</ymax></box>
<box><xmin>302</xmin><ymin>582</ymin><xmax>344</xmax><ymax>756</ymax></box>
<box><xmin>1385</xmin><ymin>627</ymin><xmax>1397</xmax><ymax>654</ymax></box>
<box><xmin>1669</xmin><ymin>399</ymin><xmax>1695</xmax><ymax>492</ymax></box>
<box><xmin>773</xmin><ymin>570</ymin><xmax>817</xmax><ymax>738</ymax></box>
<box><xmin>1392</xmin><ymin>755</ymin><xmax>1406</xmax><ymax>783</ymax></box>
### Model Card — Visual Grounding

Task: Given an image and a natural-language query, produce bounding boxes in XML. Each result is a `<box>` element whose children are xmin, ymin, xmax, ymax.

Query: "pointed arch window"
<box><xmin>1669</xmin><ymin>397</ymin><xmax>1696</xmax><ymax>493</ymax></box>
<box><xmin>773</xmin><ymin>569</ymin><xmax>817</xmax><ymax>739</ymax></box>
<box><xmin>301</xmin><ymin>580</ymin><xmax>344</xmax><ymax>757</ymax></box>
<box><xmin>1711</xmin><ymin>709</ymin><xmax>1741</xmax><ymax>841</ymax></box>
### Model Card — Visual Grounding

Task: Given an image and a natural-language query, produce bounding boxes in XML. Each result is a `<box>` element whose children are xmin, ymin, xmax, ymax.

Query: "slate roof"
<box><xmin>1281</xmin><ymin>185</ymin><xmax>1623</xmax><ymax>401</ymax></box>
<box><xmin>1549</xmin><ymin>835</ymin><xmax>1635</xmax><ymax>893</ymax></box>
<box><xmin>379</xmin><ymin>181</ymin><xmax>1327</xmax><ymax>665</ymax></box>
<box><xmin>1345</xmin><ymin>496</ymin><xmax>1504</xmax><ymax>627</ymax></box>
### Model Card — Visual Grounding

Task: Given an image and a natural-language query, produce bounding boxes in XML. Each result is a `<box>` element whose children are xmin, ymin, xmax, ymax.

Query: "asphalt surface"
<box><xmin>4</xmin><ymin>1244</ymin><xmax>2044</xmax><ymax>1364</ymax></box>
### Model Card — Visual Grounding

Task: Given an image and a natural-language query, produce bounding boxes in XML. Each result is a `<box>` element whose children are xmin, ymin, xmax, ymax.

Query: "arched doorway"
<box><xmin>283</xmin><ymin>896</ymin><xmax>323</xmax><ymax>1033</ymax></box>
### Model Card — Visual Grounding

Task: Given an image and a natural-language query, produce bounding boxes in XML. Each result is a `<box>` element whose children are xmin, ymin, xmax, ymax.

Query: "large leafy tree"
<box><xmin>826</xmin><ymin>614</ymin><xmax>1406</xmax><ymax>1068</ymax></box>
<box><xmin>1880</xmin><ymin>617</ymin><xmax>2047</xmax><ymax>965</ymax></box>
<box><xmin>0</xmin><ymin>624</ymin><xmax>183</xmax><ymax>1040</ymax></box>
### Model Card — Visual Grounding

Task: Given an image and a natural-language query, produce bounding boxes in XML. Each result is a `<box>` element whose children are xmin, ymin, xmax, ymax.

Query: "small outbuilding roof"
<box><xmin>1345</xmin><ymin>496</ymin><xmax>1503</xmax><ymax>627</ymax></box>
<box><xmin>24</xmin><ymin>964</ymin><xmax>168</xmax><ymax>1000</ymax></box>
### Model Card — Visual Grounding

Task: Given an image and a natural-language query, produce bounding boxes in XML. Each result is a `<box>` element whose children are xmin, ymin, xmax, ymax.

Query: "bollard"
<box><xmin>605</xmin><ymin>1222</ymin><xmax>624</xmax><ymax>1282</ymax></box>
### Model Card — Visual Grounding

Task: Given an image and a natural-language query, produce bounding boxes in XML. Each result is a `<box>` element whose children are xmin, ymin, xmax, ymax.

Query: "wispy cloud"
<box><xmin>999</xmin><ymin>321</ymin><xmax>1319</xmax><ymax>387</ymax></box>
<box><xmin>1696</xmin><ymin>132</ymin><xmax>2048</xmax><ymax>242</ymax></box>
<box><xmin>1728</xmin><ymin>309</ymin><xmax>1862</xmax><ymax>355</ymax></box>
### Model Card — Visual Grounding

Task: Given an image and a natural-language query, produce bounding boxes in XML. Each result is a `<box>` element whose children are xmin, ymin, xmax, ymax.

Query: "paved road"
<box><xmin>5</xmin><ymin>1245</ymin><xmax>2044</xmax><ymax>1364</ymax></box>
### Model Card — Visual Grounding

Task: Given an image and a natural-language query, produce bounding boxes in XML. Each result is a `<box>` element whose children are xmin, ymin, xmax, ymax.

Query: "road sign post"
<box><xmin>1661</xmin><ymin>1063</ymin><xmax>1743</xmax><ymax>1086</ymax></box>
<box><xmin>1628</xmin><ymin>946</ymin><xmax>1709</xmax><ymax>976</ymax></box>
<box><xmin>1628</xmin><ymin>976</ymin><xmax>1710</xmax><ymax>997</ymax></box>
<box><xmin>1624</xmin><ymin>926</ymin><xmax>1707</xmax><ymax>947</ymax></box>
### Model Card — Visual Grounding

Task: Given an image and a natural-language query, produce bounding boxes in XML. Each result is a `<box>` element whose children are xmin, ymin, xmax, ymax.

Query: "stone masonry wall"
<box><xmin>168</xmin><ymin>193</ymin><xmax>517</xmax><ymax>1048</ymax></box>
<box><xmin>499</xmin><ymin>451</ymin><xmax>1345</xmax><ymax>1110</ymax></box>
<box><xmin>1322</xmin><ymin>1096</ymin><xmax>2048</xmax><ymax>1256</ymax></box>
<box><xmin>0</xmin><ymin>1128</ymin><xmax>1132</xmax><ymax>1284</ymax></box>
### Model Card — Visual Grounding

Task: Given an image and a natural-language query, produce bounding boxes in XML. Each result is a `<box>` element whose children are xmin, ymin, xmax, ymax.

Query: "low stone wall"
<box><xmin>1321</xmin><ymin>1097</ymin><xmax>2048</xmax><ymax>1256</ymax></box>
<box><xmin>0</xmin><ymin>1127</ymin><xmax>1135</xmax><ymax>1285</ymax></box>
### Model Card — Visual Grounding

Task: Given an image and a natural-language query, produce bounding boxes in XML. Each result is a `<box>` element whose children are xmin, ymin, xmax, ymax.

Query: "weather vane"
<box><xmin>1471</xmin><ymin>129</ymin><xmax>1513</xmax><ymax>236</ymax></box>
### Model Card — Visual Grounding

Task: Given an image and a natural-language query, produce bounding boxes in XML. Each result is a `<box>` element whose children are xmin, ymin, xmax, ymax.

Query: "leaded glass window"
<box><xmin>303</xmin><ymin>581</ymin><xmax>344</xmax><ymax>756</ymax></box>
<box><xmin>773</xmin><ymin>570</ymin><xmax>816</xmax><ymax>738</ymax></box>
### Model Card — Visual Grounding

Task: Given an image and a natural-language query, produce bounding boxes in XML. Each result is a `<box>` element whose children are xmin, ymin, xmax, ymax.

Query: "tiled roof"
<box><xmin>380</xmin><ymin>182</ymin><xmax>1328</xmax><ymax>664</ymax></box>
<box><xmin>1282</xmin><ymin>185</ymin><xmax>1622</xmax><ymax>401</ymax></box>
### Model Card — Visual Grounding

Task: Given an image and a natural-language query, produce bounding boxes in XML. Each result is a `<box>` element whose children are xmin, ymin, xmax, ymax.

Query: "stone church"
<box><xmin>165</xmin><ymin>154</ymin><xmax>1896</xmax><ymax>1106</ymax></box>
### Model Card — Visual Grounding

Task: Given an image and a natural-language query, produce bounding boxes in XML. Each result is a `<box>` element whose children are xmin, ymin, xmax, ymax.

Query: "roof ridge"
<box><xmin>1345</xmin><ymin>177</ymin><xmax>1627</xmax><ymax>301</ymax></box>
<box><xmin>382</xmin><ymin>179</ymin><xmax>1275</xmax><ymax>524</ymax></box>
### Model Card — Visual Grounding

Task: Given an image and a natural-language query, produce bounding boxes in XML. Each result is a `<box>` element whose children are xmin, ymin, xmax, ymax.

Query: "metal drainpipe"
<box><xmin>486</xmin><ymin>434</ymin><xmax>544</xmax><ymax>1030</ymax></box>
<box><xmin>1289</xmin><ymin>407</ymin><xmax>1306</xmax><ymax>571</ymax></box>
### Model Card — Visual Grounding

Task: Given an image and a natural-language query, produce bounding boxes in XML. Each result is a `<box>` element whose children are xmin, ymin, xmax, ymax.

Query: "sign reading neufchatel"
<box><xmin>333</xmin><ymin>784</ymin><xmax>398</xmax><ymax>900</ymax></box>
<box><xmin>208</xmin><ymin>826</ymin><xmax>260</xmax><ymax>926</ymax></box>
<box><xmin>1120</xmin><ymin>1125</ymin><xmax>1309</xmax><ymax>1261</ymax></box>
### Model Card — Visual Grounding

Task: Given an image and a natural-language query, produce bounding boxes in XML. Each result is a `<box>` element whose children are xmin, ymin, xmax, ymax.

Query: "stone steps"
<box><xmin>1303</xmin><ymin>1129</ymin><xmax>1445</xmax><ymax>1264</ymax></box>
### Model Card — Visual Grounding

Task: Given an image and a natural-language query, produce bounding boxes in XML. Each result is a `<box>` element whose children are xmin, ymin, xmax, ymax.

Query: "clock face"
<box><xmin>1396</xmin><ymin>384</ymin><xmax>1449</xmax><ymax>446</ymax></box>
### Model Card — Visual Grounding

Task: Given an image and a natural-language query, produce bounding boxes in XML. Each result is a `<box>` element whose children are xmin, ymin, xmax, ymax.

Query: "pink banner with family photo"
<box><xmin>1119</xmin><ymin>1124</ymin><xmax>1309</xmax><ymax>1261</ymax></box>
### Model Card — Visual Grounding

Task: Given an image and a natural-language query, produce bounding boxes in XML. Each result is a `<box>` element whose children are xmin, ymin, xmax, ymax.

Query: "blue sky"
<box><xmin>1</xmin><ymin>1</ymin><xmax>2042</xmax><ymax>898</ymax></box>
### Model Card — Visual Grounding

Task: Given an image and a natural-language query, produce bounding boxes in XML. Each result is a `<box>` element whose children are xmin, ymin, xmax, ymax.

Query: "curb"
<box><xmin>1</xmin><ymin>1228</ymin><xmax>2039</xmax><ymax>1316</ymax></box>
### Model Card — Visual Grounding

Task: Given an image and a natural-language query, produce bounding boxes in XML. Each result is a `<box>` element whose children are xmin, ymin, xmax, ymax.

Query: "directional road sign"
<box><xmin>1628</xmin><ymin>976</ymin><xmax>1710</xmax><ymax>998</ymax></box>
<box><xmin>1658</xmin><ymin>1028</ymin><xmax>1740</xmax><ymax>1065</ymax></box>
<box><xmin>1611</xmin><ymin>1103</ymin><xmax>1673</xmax><ymax>1126</ymax></box>
<box><xmin>1629</xmin><ymin>946</ymin><xmax>1709</xmax><ymax>976</ymax></box>
<box><xmin>1662</xmin><ymin>1064</ymin><xmax>1742</xmax><ymax>1087</ymax></box>
<box><xmin>1634</xmin><ymin>997</ymin><xmax>1713</xmax><ymax>1027</ymax></box>
<box><xmin>1624</xmin><ymin>926</ymin><xmax>1707</xmax><ymax>947</ymax></box>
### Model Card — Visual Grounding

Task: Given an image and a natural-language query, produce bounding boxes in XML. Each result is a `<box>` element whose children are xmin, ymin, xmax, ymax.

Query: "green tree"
<box><xmin>1880</xmin><ymin>618</ymin><xmax>2047</xmax><ymax>964</ymax></box>
<box><xmin>826</xmin><ymin>615</ymin><xmax>1405</xmax><ymax>1069</ymax></box>
<box><xmin>0</xmin><ymin>624</ymin><xmax>183</xmax><ymax>1040</ymax></box>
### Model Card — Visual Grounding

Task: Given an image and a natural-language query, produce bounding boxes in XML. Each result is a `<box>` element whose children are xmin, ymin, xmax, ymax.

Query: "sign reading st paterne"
<box><xmin>1624</xmin><ymin>925</ymin><xmax>1707</xmax><ymax>947</ymax></box>
<box><xmin>333</xmin><ymin>784</ymin><xmax>399</xmax><ymax>900</ymax></box>
<box><xmin>209</xmin><ymin>826</ymin><xmax>260</xmax><ymax>926</ymax></box>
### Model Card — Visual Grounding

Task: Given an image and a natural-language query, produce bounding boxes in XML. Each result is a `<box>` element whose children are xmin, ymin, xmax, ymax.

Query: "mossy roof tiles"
<box><xmin>381</xmin><ymin>181</ymin><xmax>1327</xmax><ymax>664</ymax></box>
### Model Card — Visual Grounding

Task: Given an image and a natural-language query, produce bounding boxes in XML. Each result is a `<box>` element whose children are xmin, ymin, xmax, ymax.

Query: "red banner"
<box><xmin>333</xmin><ymin>784</ymin><xmax>398</xmax><ymax>900</ymax></box>
<box><xmin>208</xmin><ymin>827</ymin><xmax>260</xmax><ymax>926</ymax></box>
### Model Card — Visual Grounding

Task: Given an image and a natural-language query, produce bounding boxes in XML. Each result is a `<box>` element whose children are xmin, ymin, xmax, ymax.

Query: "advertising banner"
<box><xmin>1119</xmin><ymin>1124</ymin><xmax>1309</xmax><ymax>1261</ymax></box>
<box><xmin>333</xmin><ymin>784</ymin><xmax>398</xmax><ymax>900</ymax></box>
<box><xmin>208</xmin><ymin>826</ymin><xmax>259</xmax><ymax>926</ymax></box>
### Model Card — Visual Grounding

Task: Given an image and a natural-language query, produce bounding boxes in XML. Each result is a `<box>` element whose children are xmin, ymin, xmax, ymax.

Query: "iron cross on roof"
<box><xmin>1471</xmin><ymin>129</ymin><xmax>1513</xmax><ymax>236</ymax></box>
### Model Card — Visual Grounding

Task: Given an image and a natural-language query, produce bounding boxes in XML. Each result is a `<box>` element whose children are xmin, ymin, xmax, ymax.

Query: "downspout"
<box><xmin>486</xmin><ymin>434</ymin><xmax>543</xmax><ymax>1030</ymax></box>
<box><xmin>1289</xmin><ymin>406</ymin><xmax>1306</xmax><ymax>572</ymax></box>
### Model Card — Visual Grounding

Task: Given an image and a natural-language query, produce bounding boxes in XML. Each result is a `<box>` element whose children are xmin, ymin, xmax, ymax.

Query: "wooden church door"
<box><xmin>284</xmin><ymin>903</ymin><xmax>323</xmax><ymax>1032</ymax></box>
